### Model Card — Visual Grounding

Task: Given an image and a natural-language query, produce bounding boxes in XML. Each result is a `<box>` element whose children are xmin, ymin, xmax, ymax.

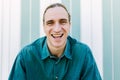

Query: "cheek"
<box><xmin>63</xmin><ymin>26</ymin><xmax>70</xmax><ymax>33</ymax></box>
<box><xmin>44</xmin><ymin>27</ymin><xmax>52</xmax><ymax>35</ymax></box>
<box><xmin>43</xmin><ymin>28</ymin><xmax>48</xmax><ymax>35</ymax></box>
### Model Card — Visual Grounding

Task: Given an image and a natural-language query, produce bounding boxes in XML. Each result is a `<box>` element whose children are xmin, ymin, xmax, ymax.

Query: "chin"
<box><xmin>52</xmin><ymin>42</ymin><xmax>64</xmax><ymax>48</ymax></box>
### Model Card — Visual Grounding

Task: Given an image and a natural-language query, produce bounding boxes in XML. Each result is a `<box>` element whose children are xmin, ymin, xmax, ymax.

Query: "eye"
<box><xmin>46</xmin><ymin>20</ymin><xmax>54</xmax><ymax>26</ymax></box>
<box><xmin>59</xmin><ymin>19</ymin><xmax>68</xmax><ymax>25</ymax></box>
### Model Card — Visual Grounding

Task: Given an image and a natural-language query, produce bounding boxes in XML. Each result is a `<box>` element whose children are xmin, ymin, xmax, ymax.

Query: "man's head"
<box><xmin>43</xmin><ymin>3</ymin><xmax>71</xmax><ymax>50</ymax></box>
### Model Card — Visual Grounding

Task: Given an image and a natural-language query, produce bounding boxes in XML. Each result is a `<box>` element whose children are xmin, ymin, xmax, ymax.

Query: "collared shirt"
<box><xmin>9</xmin><ymin>36</ymin><xmax>102</xmax><ymax>80</ymax></box>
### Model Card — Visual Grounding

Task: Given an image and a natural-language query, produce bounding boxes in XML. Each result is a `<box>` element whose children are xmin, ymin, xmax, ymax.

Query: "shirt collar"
<box><xmin>41</xmin><ymin>40</ymin><xmax>50</xmax><ymax>60</ymax></box>
<box><xmin>63</xmin><ymin>39</ymin><xmax>72</xmax><ymax>60</ymax></box>
<box><xmin>41</xmin><ymin>38</ymin><xmax>72</xmax><ymax>60</ymax></box>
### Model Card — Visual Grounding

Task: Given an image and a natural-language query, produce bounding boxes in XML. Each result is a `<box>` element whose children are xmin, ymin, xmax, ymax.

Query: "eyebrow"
<box><xmin>60</xmin><ymin>19</ymin><xmax>67</xmax><ymax>21</ymax></box>
<box><xmin>46</xmin><ymin>20</ymin><xmax>54</xmax><ymax>23</ymax></box>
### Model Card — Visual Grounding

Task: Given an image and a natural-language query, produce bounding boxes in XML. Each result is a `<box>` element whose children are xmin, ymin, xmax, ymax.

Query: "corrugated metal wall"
<box><xmin>103</xmin><ymin>0</ymin><xmax>120</xmax><ymax>80</ymax></box>
<box><xmin>0</xmin><ymin>0</ymin><xmax>21</xmax><ymax>79</ymax></box>
<box><xmin>0</xmin><ymin>0</ymin><xmax>120</xmax><ymax>80</ymax></box>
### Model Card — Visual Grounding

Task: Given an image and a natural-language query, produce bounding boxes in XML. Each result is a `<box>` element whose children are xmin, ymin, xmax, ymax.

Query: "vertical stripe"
<box><xmin>29</xmin><ymin>0</ymin><xmax>32</xmax><ymax>42</ymax></box>
<box><xmin>0</xmin><ymin>0</ymin><xmax>3</xmax><ymax>79</ymax></box>
<box><xmin>9</xmin><ymin>0</ymin><xmax>21</xmax><ymax>74</ymax></box>
<box><xmin>21</xmin><ymin>0</ymin><xmax>40</xmax><ymax>46</ymax></box>
<box><xmin>103</xmin><ymin>0</ymin><xmax>112</xmax><ymax>79</ymax></box>
<box><xmin>8</xmin><ymin>0</ymin><xmax>11</xmax><ymax>73</ymax></box>
<box><xmin>31</xmin><ymin>0</ymin><xmax>40</xmax><ymax>42</ymax></box>
<box><xmin>110</xmin><ymin>0</ymin><xmax>114</xmax><ymax>80</ymax></box>
<box><xmin>21</xmin><ymin>0</ymin><xmax>30</xmax><ymax>47</ymax></box>
<box><xmin>80</xmin><ymin>0</ymin><xmax>92</xmax><ymax>47</ymax></box>
<box><xmin>2</xmin><ymin>0</ymin><xmax>10</xmax><ymax>79</ymax></box>
<box><xmin>91</xmin><ymin>0</ymin><xmax>103</xmax><ymax>77</ymax></box>
<box><xmin>61</xmin><ymin>0</ymin><xmax>70</xmax><ymax>12</ymax></box>
<box><xmin>71</xmin><ymin>0</ymin><xmax>80</xmax><ymax>40</ymax></box>
<box><xmin>0</xmin><ymin>0</ymin><xmax>21</xmax><ymax>78</ymax></box>
<box><xmin>113</xmin><ymin>0</ymin><xmax>120</xmax><ymax>80</ymax></box>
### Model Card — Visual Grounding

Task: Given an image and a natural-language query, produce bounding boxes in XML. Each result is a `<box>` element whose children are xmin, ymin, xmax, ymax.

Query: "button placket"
<box><xmin>54</xmin><ymin>60</ymin><xmax>59</xmax><ymax>80</ymax></box>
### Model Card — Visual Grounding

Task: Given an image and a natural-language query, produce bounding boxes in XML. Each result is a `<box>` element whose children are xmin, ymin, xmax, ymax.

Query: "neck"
<box><xmin>47</xmin><ymin>42</ymin><xmax>66</xmax><ymax>58</ymax></box>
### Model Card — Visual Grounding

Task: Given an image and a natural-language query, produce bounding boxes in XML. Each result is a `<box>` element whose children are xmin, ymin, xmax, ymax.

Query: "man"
<box><xmin>9</xmin><ymin>3</ymin><xmax>101</xmax><ymax>80</ymax></box>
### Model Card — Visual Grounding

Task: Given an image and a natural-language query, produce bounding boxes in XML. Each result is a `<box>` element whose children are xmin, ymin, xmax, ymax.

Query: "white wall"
<box><xmin>0</xmin><ymin>0</ymin><xmax>21</xmax><ymax>79</ymax></box>
<box><xmin>80</xmin><ymin>0</ymin><xmax>103</xmax><ymax>78</ymax></box>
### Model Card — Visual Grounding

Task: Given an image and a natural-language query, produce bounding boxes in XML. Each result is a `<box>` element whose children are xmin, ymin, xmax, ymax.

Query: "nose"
<box><xmin>53</xmin><ymin>22</ymin><xmax>61</xmax><ymax>32</ymax></box>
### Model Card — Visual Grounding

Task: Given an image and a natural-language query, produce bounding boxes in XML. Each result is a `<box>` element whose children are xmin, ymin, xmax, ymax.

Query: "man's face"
<box><xmin>44</xmin><ymin>7</ymin><xmax>70</xmax><ymax>48</ymax></box>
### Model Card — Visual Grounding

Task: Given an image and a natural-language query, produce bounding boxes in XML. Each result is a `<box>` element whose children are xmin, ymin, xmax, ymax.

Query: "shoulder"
<box><xmin>67</xmin><ymin>36</ymin><xmax>91</xmax><ymax>52</ymax></box>
<box><xmin>18</xmin><ymin>36</ymin><xmax>46</xmax><ymax>58</ymax></box>
<box><xmin>67</xmin><ymin>36</ymin><xmax>92</xmax><ymax>60</ymax></box>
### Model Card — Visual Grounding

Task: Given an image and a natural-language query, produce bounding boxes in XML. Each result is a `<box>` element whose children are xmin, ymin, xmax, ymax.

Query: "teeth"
<box><xmin>54</xmin><ymin>34</ymin><xmax>61</xmax><ymax>37</ymax></box>
<box><xmin>51</xmin><ymin>34</ymin><xmax>63</xmax><ymax>38</ymax></box>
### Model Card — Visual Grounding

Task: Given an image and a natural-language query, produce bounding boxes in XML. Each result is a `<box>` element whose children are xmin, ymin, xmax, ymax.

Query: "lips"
<box><xmin>51</xmin><ymin>34</ymin><xmax>63</xmax><ymax>38</ymax></box>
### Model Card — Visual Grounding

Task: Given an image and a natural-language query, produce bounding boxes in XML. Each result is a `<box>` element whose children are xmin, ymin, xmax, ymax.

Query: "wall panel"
<box><xmin>0</xmin><ymin>0</ymin><xmax>21</xmax><ymax>79</ymax></box>
<box><xmin>80</xmin><ymin>0</ymin><xmax>103</xmax><ymax>78</ymax></box>
<box><xmin>103</xmin><ymin>0</ymin><xmax>120</xmax><ymax>79</ymax></box>
<box><xmin>113</xmin><ymin>0</ymin><xmax>120</xmax><ymax>79</ymax></box>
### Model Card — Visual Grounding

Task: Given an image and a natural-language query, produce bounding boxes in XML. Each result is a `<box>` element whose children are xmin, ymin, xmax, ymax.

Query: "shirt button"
<box><xmin>56</xmin><ymin>76</ymin><xmax>58</xmax><ymax>80</ymax></box>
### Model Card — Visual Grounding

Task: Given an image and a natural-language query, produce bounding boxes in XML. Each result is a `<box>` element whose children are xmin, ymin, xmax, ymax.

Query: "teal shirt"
<box><xmin>9</xmin><ymin>36</ymin><xmax>101</xmax><ymax>80</ymax></box>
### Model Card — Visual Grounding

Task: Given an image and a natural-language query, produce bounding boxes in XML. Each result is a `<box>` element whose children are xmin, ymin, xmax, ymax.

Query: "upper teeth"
<box><xmin>53</xmin><ymin>34</ymin><xmax>61</xmax><ymax>37</ymax></box>
<box><xmin>51</xmin><ymin>34</ymin><xmax>63</xmax><ymax>37</ymax></box>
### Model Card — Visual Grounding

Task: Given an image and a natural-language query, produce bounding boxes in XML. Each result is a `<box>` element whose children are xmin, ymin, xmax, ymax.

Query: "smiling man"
<box><xmin>43</xmin><ymin>5</ymin><xmax>70</xmax><ymax>57</ymax></box>
<box><xmin>9</xmin><ymin>3</ymin><xmax>101</xmax><ymax>80</ymax></box>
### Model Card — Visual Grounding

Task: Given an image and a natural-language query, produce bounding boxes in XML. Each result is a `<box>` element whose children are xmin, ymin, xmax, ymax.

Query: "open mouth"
<box><xmin>51</xmin><ymin>34</ymin><xmax>64</xmax><ymax>38</ymax></box>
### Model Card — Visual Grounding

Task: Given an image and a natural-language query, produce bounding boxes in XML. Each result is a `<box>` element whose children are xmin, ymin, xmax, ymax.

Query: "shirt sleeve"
<box><xmin>8</xmin><ymin>52</ymin><xmax>26</xmax><ymax>80</ymax></box>
<box><xmin>81</xmin><ymin>48</ymin><xmax>102</xmax><ymax>80</ymax></box>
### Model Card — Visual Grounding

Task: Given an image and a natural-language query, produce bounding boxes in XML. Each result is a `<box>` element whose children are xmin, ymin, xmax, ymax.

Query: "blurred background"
<box><xmin>0</xmin><ymin>0</ymin><xmax>120</xmax><ymax>80</ymax></box>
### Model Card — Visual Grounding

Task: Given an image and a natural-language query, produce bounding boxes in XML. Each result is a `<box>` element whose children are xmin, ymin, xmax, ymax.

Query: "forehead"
<box><xmin>44</xmin><ymin>7</ymin><xmax>68</xmax><ymax>21</ymax></box>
